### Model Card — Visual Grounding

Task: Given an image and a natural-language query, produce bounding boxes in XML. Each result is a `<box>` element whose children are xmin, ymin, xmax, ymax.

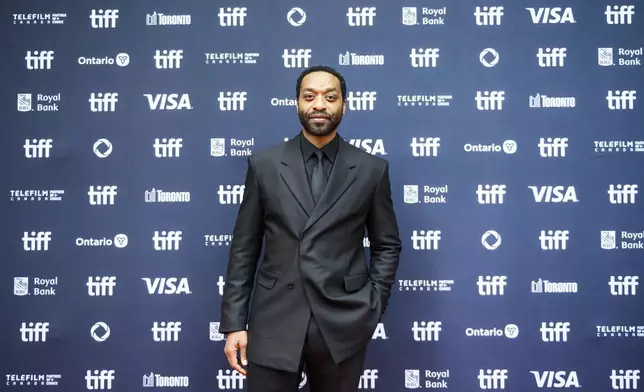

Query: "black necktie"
<box><xmin>310</xmin><ymin>150</ymin><xmax>326</xmax><ymax>204</ymax></box>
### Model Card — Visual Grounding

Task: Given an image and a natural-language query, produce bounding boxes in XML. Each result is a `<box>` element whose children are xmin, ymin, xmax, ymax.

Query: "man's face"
<box><xmin>297</xmin><ymin>71</ymin><xmax>346</xmax><ymax>137</ymax></box>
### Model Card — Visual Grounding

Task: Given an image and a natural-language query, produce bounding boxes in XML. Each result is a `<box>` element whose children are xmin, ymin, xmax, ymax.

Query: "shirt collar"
<box><xmin>300</xmin><ymin>131</ymin><xmax>338</xmax><ymax>163</ymax></box>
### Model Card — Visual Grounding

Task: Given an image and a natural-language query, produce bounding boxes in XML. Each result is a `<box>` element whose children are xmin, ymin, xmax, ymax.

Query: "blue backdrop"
<box><xmin>2</xmin><ymin>1</ymin><xmax>643</xmax><ymax>391</ymax></box>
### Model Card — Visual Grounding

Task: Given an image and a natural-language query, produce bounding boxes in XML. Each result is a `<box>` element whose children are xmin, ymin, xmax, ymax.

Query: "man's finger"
<box><xmin>239</xmin><ymin>340</ymin><xmax>248</xmax><ymax>366</ymax></box>
<box><xmin>225</xmin><ymin>345</ymin><xmax>247</xmax><ymax>376</ymax></box>
<box><xmin>225</xmin><ymin>346</ymin><xmax>238</xmax><ymax>368</ymax></box>
<box><xmin>234</xmin><ymin>364</ymin><xmax>247</xmax><ymax>376</ymax></box>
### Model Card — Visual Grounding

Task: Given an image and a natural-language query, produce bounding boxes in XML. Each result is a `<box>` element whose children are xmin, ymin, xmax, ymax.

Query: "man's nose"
<box><xmin>311</xmin><ymin>96</ymin><xmax>327</xmax><ymax>111</ymax></box>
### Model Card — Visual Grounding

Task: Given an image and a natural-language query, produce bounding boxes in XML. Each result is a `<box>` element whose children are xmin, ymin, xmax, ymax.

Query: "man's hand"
<box><xmin>224</xmin><ymin>331</ymin><xmax>248</xmax><ymax>376</ymax></box>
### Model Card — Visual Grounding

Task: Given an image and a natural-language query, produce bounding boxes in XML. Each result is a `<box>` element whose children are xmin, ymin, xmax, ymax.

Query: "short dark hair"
<box><xmin>295</xmin><ymin>65</ymin><xmax>347</xmax><ymax>101</ymax></box>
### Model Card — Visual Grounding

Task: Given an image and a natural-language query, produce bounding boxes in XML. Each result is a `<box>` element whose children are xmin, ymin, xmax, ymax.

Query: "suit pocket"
<box><xmin>343</xmin><ymin>271</ymin><xmax>368</xmax><ymax>293</ymax></box>
<box><xmin>256</xmin><ymin>267</ymin><xmax>277</xmax><ymax>290</ymax></box>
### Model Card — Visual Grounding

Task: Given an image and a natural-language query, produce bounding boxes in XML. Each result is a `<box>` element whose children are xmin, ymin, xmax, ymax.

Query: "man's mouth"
<box><xmin>309</xmin><ymin>116</ymin><xmax>329</xmax><ymax>123</ymax></box>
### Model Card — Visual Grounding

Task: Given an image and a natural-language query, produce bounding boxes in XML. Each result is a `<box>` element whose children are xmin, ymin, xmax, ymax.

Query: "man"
<box><xmin>219</xmin><ymin>65</ymin><xmax>402</xmax><ymax>392</ymax></box>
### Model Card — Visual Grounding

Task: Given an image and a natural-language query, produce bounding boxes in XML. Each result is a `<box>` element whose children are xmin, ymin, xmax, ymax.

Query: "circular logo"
<box><xmin>482</xmin><ymin>230</ymin><xmax>501</xmax><ymax>250</ymax></box>
<box><xmin>90</xmin><ymin>322</ymin><xmax>111</xmax><ymax>342</ymax></box>
<box><xmin>287</xmin><ymin>8</ymin><xmax>306</xmax><ymax>26</ymax></box>
<box><xmin>503</xmin><ymin>140</ymin><xmax>517</xmax><ymax>154</ymax></box>
<box><xmin>93</xmin><ymin>139</ymin><xmax>113</xmax><ymax>158</ymax></box>
<box><xmin>480</xmin><ymin>48</ymin><xmax>499</xmax><ymax>67</ymax></box>
<box><xmin>113</xmin><ymin>234</ymin><xmax>128</xmax><ymax>248</ymax></box>
<box><xmin>504</xmin><ymin>324</ymin><xmax>519</xmax><ymax>338</ymax></box>
<box><xmin>115</xmin><ymin>53</ymin><xmax>130</xmax><ymax>67</ymax></box>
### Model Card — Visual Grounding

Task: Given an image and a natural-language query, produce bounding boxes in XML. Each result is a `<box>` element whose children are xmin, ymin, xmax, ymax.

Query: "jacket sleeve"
<box><xmin>219</xmin><ymin>156</ymin><xmax>264</xmax><ymax>333</ymax></box>
<box><xmin>366</xmin><ymin>160</ymin><xmax>402</xmax><ymax>317</ymax></box>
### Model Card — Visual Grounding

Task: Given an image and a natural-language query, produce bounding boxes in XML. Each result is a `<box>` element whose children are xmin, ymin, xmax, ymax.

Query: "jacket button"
<box><xmin>287</xmin><ymin>282</ymin><xmax>294</xmax><ymax>289</ymax></box>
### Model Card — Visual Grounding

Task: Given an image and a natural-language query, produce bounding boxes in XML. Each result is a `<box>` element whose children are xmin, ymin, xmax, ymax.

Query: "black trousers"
<box><xmin>246</xmin><ymin>314</ymin><xmax>367</xmax><ymax>392</ymax></box>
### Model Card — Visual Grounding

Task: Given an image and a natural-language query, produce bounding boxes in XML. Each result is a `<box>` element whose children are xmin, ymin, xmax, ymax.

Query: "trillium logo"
<box><xmin>503</xmin><ymin>140</ymin><xmax>517</xmax><ymax>154</ymax></box>
<box><xmin>504</xmin><ymin>323</ymin><xmax>519</xmax><ymax>338</ymax></box>
<box><xmin>115</xmin><ymin>53</ymin><xmax>130</xmax><ymax>66</ymax></box>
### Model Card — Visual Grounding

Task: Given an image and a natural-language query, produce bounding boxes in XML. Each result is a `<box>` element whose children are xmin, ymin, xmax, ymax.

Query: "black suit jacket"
<box><xmin>220</xmin><ymin>133</ymin><xmax>402</xmax><ymax>372</ymax></box>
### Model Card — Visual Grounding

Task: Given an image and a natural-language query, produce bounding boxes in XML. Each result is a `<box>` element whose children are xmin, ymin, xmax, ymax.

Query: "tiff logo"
<box><xmin>608</xmin><ymin>184</ymin><xmax>638</xmax><ymax>204</ymax></box>
<box><xmin>20</xmin><ymin>322</ymin><xmax>50</xmax><ymax>342</ymax></box>
<box><xmin>89</xmin><ymin>93</ymin><xmax>118</xmax><ymax>112</ymax></box>
<box><xmin>87</xmin><ymin>276</ymin><xmax>117</xmax><ymax>296</ymax></box>
<box><xmin>89</xmin><ymin>9</ymin><xmax>119</xmax><ymax>28</ymax></box>
<box><xmin>475</xmin><ymin>91</ymin><xmax>505</xmax><ymax>110</ymax></box>
<box><xmin>411</xmin><ymin>230</ymin><xmax>441</xmax><ymax>250</ymax></box>
<box><xmin>359</xmin><ymin>370</ymin><xmax>378</xmax><ymax>389</ymax></box>
<box><xmin>607</xmin><ymin>90</ymin><xmax>636</xmax><ymax>110</ymax></box>
<box><xmin>151</xmin><ymin>321</ymin><xmax>182</xmax><ymax>342</ymax></box>
<box><xmin>218</xmin><ymin>185</ymin><xmax>245</xmax><ymax>204</ymax></box>
<box><xmin>539</xmin><ymin>230</ymin><xmax>569</xmax><ymax>250</ymax></box>
<box><xmin>537</xmin><ymin>47</ymin><xmax>567</xmax><ymax>67</ymax></box>
<box><xmin>539</xmin><ymin>137</ymin><xmax>568</xmax><ymax>157</ymax></box>
<box><xmin>410</xmin><ymin>48</ymin><xmax>439</xmax><ymax>68</ymax></box>
<box><xmin>86</xmin><ymin>370</ymin><xmax>115</xmax><ymax>390</ymax></box>
<box><xmin>154</xmin><ymin>138</ymin><xmax>183</xmax><ymax>158</ymax></box>
<box><xmin>605</xmin><ymin>5</ymin><xmax>635</xmax><ymax>25</ymax></box>
<box><xmin>347</xmin><ymin>7</ymin><xmax>376</xmax><ymax>26</ymax></box>
<box><xmin>477</xmin><ymin>276</ymin><xmax>507</xmax><ymax>296</ymax></box>
<box><xmin>347</xmin><ymin>91</ymin><xmax>377</xmax><ymax>111</ymax></box>
<box><xmin>217</xmin><ymin>369</ymin><xmax>245</xmax><ymax>390</ymax></box>
<box><xmin>25</xmin><ymin>50</ymin><xmax>54</xmax><ymax>70</ymax></box>
<box><xmin>478</xmin><ymin>369</ymin><xmax>508</xmax><ymax>389</ymax></box>
<box><xmin>219</xmin><ymin>92</ymin><xmax>247</xmax><ymax>111</ymax></box>
<box><xmin>609</xmin><ymin>276</ymin><xmax>638</xmax><ymax>296</ymax></box>
<box><xmin>611</xmin><ymin>370</ymin><xmax>640</xmax><ymax>389</ymax></box>
<box><xmin>24</xmin><ymin>139</ymin><xmax>53</xmax><ymax>158</ymax></box>
<box><xmin>476</xmin><ymin>184</ymin><xmax>506</xmax><ymax>204</ymax></box>
<box><xmin>154</xmin><ymin>49</ymin><xmax>183</xmax><ymax>69</ymax></box>
<box><xmin>22</xmin><ymin>231</ymin><xmax>52</xmax><ymax>251</ymax></box>
<box><xmin>474</xmin><ymin>6</ymin><xmax>504</xmax><ymax>25</ymax></box>
<box><xmin>283</xmin><ymin>49</ymin><xmax>312</xmax><ymax>68</ymax></box>
<box><xmin>410</xmin><ymin>137</ymin><xmax>440</xmax><ymax>157</ymax></box>
<box><xmin>88</xmin><ymin>185</ymin><xmax>118</xmax><ymax>205</ymax></box>
<box><xmin>152</xmin><ymin>230</ymin><xmax>182</xmax><ymax>251</ymax></box>
<box><xmin>540</xmin><ymin>321</ymin><xmax>570</xmax><ymax>342</ymax></box>
<box><xmin>219</xmin><ymin>7</ymin><xmax>247</xmax><ymax>26</ymax></box>
<box><xmin>411</xmin><ymin>321</ymin><xmax>441</xmax><ymax>341</ymax></box>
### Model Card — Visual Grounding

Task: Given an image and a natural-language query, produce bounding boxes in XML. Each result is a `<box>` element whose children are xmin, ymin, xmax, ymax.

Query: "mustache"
<box><xmin>308</xmin><ymin>112</ymin><xmax>330</xmax><ymax>118</ymax></box>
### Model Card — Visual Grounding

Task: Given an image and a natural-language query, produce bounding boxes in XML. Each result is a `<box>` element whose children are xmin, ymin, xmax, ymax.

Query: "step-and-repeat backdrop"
<box><xmin>2</xmin><ymin>1</ymin><xmax>642</xmax><ymax>391</ymax></box>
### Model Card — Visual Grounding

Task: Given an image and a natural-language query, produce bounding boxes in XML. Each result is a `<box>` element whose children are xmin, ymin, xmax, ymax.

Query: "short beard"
<box><xmin>298</xmin><ymin>109</ymin><xmax>343</xmax><ymax>137</ymax></box>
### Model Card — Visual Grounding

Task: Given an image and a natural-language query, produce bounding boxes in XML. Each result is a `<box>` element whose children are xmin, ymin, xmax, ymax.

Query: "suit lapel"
<box><xmin>303</xmin><ymin>138</ymin><xmax>357</xmax><ymax>233</ymax></box>
<box><xmin>279</xmin><ymin>137</ymin><xmax>315</xmax><ymax>217</ymax></box>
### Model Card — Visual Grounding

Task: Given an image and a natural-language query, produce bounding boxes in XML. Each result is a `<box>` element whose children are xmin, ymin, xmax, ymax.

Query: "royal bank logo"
<box><xmin>210</xmin><ymin>322</ymin><xmax>225</xmax><ymax>341</ymax></box>
<box><xmin>17</xmin><ymin>93</ymin><xmax>60</xmax><ymax>112</ymax></box>
<box><xmin>402</xmin><ymin>7</ymin><xmax>447</xmax><ymax>26</ymax></box>
<box><xmin>598</xmin><ymin>47</ymin><xmax>642</xmax><ymax>67</ymax></box>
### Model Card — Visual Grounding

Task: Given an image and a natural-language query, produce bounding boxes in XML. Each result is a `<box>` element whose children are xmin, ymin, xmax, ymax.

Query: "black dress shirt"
<box><xmin>300</xmin><ymin>132</ymin><xmax>338</xmax><ymax>186</ymax></box>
